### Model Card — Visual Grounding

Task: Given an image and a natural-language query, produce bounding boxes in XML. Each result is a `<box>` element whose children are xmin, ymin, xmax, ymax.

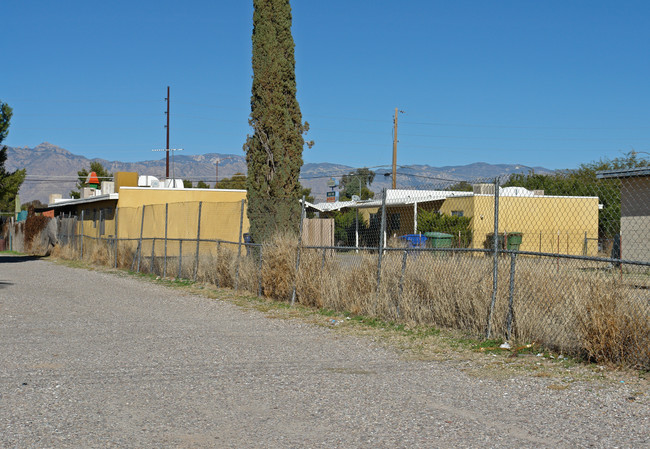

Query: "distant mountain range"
<box><xmin>5</xmin><ymin>143</ymin><xmax>553</xmax><ymax>203</ymax></box>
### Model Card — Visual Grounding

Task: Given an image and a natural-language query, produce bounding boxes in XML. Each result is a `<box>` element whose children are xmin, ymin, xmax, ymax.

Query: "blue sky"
<box><xmin>3</xmin><ymin>0</ymin><xmax>650</xmax><ymax>170</ymax></box>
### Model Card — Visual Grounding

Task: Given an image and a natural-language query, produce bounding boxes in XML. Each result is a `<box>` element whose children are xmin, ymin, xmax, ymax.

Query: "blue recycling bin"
<box><xmin>399</xmin><ymin>234</ymin><xmax>428</xmax><ymax>248</ymax></box>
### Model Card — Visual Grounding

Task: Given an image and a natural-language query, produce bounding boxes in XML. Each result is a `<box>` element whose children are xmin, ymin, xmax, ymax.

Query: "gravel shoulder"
<box><xmin>0</xmin><ymin>255</ymin><xmax>648</xmax><ymax>448</ymax></box>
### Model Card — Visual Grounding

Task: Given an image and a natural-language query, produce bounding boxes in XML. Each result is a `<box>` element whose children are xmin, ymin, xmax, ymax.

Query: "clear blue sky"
<box><xmin>3</xmin><ymin>0</ymin><xmax>650</xmax><ymax>170</ymax></box>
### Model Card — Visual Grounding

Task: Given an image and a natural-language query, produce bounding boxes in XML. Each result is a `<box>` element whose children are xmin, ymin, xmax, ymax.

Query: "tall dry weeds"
<box><xmin>47</xmin><ymin>230</ymin><xmax>650</xmax><ymax>369</ymax></box>
<box><xmin>260</xmin><ymin>233</ymin><xmax>297</xmax><ymax>301</ymax></box>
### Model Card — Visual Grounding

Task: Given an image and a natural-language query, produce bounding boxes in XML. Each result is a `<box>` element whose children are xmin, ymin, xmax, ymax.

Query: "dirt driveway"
<box><xmin>0</xmin><ymin>256</ymin><xmax>647</xmax><ymax>448</ymax></box>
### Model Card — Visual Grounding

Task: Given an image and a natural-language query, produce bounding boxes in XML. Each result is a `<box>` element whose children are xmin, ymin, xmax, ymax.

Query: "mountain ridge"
<box><xmin>6</xmin><ymin>143</ymin><xmax>553</xmax><ymax>203</ymax></box>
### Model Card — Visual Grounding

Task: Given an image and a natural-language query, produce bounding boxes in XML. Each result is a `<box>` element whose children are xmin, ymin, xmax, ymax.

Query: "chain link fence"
<box><xmin>51</xmin><ymin>176</ymin><xmax>650</xmax><ymax>369</ymax></box>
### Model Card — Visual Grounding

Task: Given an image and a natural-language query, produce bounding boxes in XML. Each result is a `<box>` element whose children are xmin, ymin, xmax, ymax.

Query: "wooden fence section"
<box><xmin>302</xmin><ymin>218</ymin><xmax>334</xmax><ymax>247</ymax></box>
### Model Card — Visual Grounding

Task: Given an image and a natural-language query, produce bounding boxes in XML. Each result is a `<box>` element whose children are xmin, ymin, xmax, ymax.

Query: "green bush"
<box><xmin>416</xmin><ymin>210</ymin><xmax>472</xmax><ymax>247</ymax></box>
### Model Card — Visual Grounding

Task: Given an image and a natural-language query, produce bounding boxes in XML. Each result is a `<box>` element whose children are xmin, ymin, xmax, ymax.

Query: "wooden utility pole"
<box><xmin>392</xmin><ymin>107</ymin><xmax>398</xmax><ymax>189</ymax></box>
<box><xmin>215</xmin><ymin>157</ymin><xmax>235</xmax><ymax>188</ymax></box>
<box><xmin>165</xmin><ymin>86</ymin><xmax>170</xmax><ymax>178</ymax></box>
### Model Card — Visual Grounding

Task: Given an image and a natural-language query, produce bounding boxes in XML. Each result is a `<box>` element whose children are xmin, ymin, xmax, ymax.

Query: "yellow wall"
<box><xmin>440</xmin><ymin>195</ymin><xmax>599</xmax><ymax>255</ymax></box>
<box><xmin>115</xmin><ymin>188</ymin><xmax>249</xmax><ymax>245</ymax></box>
<box><xmin>114</xmin><ymin>172</ymin><xmax>138</xmax><ymax>193</ymax></box>
<box><xmin>116</xmin><ymin>187</ymin><xmax>247</xmax><ymax>208</ymax></box>
<box><xmin>71</xmin><ymin>188</ymin><xmax>249</xmax><ymax>253</ymax></box>
<box><xmin>72</xmin><ymin>199</ymin><xmax>118</xmax><ymax>239</ymax></box>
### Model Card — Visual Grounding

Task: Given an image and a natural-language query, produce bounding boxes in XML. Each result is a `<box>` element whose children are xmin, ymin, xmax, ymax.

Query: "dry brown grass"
<box><xmin>49</xmin><ymin>232</ymin><xmax>650</xmax><ymax>369</ymax></box>
<box><xmin>260</xmin><ymin>232</ymin><xmax>297</xmax><ymax>301</ymax></box>
<box><xmin>199</xmin><ymin>245</ymin><xmax>237</xmax><ymax>288</ymax></box>
<box><xmin>578</xmin><ymin>280</ymin><xmax>650</xmax><ymax>369</ymax></box>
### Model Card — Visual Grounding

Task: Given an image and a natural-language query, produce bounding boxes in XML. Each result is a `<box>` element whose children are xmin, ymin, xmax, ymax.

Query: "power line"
<box><xmin>400</xmin><ymin>120</ymin><xmax>650</xmax><ymax>131</ymax></box>
<box><xmin>399</xmin><ymin>133</ymin><xmax>649</xmax><ymax>142</ymax></box>
<box><xmin>19</xmin><ymin>113</ymin><xmax>160</xmax><ymax>117</ymax></box>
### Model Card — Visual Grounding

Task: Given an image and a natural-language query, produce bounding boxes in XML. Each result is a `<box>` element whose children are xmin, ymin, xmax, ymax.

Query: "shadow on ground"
<box><xmin>0</xmin><ymin>255</ymin><xmax>43</xmax><ymax>264</ymax></box>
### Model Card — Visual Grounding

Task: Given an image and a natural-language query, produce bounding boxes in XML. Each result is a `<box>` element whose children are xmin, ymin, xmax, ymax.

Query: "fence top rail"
<box><xmin>504</xmin><ymin>249</ymin><xmax>650</xmax><ymax>267</ymax></box>
<box><xmin>73</xmin><ymin>236</ymin><xmax>649</xmax><ymax>266</ymax></box>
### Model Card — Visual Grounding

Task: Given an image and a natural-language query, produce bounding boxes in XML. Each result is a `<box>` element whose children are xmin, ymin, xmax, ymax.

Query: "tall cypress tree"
<box><xmin>0</xmin><ymin>101</ymin><xmax>26</xmax><ymax>212</ymax></box>
<box><xmin>244</xmin><ymin>0</ymin><xmax>311</xmax><ymax>243</ymax></box>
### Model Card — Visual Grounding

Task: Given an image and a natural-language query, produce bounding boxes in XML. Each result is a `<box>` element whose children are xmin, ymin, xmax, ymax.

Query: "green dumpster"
<box><xmin>505</xmin><ymin>232</ymin><xmax>523</xmax><ymax>251</ymax></box>
<box><xmin>424</xmin><ymin>232</ymin><xmax>453</xmax><ymax>248</ymax></box>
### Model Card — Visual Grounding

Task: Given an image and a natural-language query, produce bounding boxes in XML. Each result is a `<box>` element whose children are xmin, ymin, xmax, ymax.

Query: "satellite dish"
<box><xmin>351</xmin><ymin>195</ymin><xmax>360</xmax><ymax>202</ymax></box>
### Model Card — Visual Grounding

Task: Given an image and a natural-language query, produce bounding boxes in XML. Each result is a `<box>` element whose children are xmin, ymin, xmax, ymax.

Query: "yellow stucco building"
<box><xmin>311</xmin><ymin>187</ymin><xmax>600</xmax><ymax>256</ymax></box>
<box><xmin>439</xmin><ymin>193</ymin><xmax>599</xmax><ymax>255</ymax></box>
<box><xmin>49</xmin><ymin>173</ymin><xmax>249</xmax><ymax>247</ymax></box>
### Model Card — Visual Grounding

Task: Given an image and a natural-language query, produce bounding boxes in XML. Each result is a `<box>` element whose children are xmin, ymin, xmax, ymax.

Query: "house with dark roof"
<box><xmin>597</xmin><ymin>167</ymin><xmax>650</xmax><ymax>263</ymax></box>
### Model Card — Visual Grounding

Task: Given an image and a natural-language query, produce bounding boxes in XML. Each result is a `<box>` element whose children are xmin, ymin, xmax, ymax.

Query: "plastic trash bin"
<box><xmin>398</xmin><ymin>234</ymin><xmax>427</xmax><ymax>248</ymax></box>
<box><xmin>243</xmin><ymin>233</ymin><xmax>253</xmax><ymax>256</ymax></box>
<box><xmin>424</xmin><ymin>232</ymin><xmax>453</xmax><ymax>248</ymax></box>
<box><xmin>505</xmin><ymin>232</ymin><xmax>522</xmax><ymax>251</ymax></box>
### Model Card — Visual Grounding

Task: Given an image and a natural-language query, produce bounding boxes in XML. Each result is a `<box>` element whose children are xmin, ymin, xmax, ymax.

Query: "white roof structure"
<box><xmin>307</xmin><ymin>189</ymin><xmax>473</xmax><ymax>213</ymax></box>
<box><xmin>49</xmin><ymin>193</ymin><xmax>119</xmax><ymax>208</ymax></box>
<box><xmin>307</xmin><ymin>186</ymin><xmax>596</xmax><ymax>213</ymax></box>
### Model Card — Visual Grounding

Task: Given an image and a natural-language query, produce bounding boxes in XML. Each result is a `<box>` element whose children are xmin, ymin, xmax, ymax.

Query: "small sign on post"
<box><xmin>326</xmin><ymin>191</ymin><xmax>336</xmax><ymax>203</ymax></box>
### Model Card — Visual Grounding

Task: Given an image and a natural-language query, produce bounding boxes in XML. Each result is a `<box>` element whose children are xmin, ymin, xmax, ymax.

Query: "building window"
<box><xmin>451</xmin><ymin>210</ymin><xmax>464</xmax><ymax>217</ymax></box>
<box><xmin>388</xmin><ymin>213</ymin><xmax>401</xmax><ymax>233</ymax></box>
<box><xmin>99</xmin><ymin>209</ymin><xmax>105</xmax><ymax>236</ymax></box>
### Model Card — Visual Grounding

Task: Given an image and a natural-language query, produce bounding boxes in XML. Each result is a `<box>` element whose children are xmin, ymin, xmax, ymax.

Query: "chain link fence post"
<box><xmin>486</xmin><ymin>177</ymin><xmax>500</xmax><ymax>339</ymax></box>
<box><xmin>291</xmin><ymin>196</ymin><xmax>306</xmax><ymax>306</ymax></box>
<box><xmin>136</xmin><ymin>206</ymin><xmax>145</xmax><ymax>273</ymax></box>
<box><xmin>114</xmin><ymin>208</ymin><xmax>119</xmax><ymax>268</ymax></box>
<box><xmin>506</xmin><ymin>252</ymin><xmax>517</xmax><ymax>341</ymax></box>
<box><xmin>150</xmin><ymin>238</ymin><xmax>156</xmax><ymax>274</ymax></box>
<box><xmin>80</xmin><ymin>209</ymin><xmax>84</xmax><ymax>260</ymax></box>
<box><xmin>163</xmin><ymin>203</ymin><xmax>168</xmax><ymax>278</ymax></box>
<box><xmin>193</xmin><ymin>202</ymin><xmax>202</xmax><ymax>282</ymax></box>
<box><xmin>396</xmin><ymin>249</ymin><xmax>407</xmax><ymax>318</ymax></box>
<box><xmin>234</xmin><ymin>199</ymin><xmax>245</xmax><ymax>291</ymax></box>
<box><xmin>215</xmin><ymin>241</ymin><xmax>221</xmax><ymax>288</ymax></box>
<box><xmin>376</xmin><ymin>188</ymin><xmax>387</xmax><ymax>292</ymax></box>
<box><xmin>178</xmin><ymin>240</ymin><xmax>183</xmax><ymax>279</ymax></box>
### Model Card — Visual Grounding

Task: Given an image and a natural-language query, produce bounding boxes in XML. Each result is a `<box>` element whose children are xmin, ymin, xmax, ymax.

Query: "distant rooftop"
<box><xmin>597</xmin><ymin>166</ymin><xmax>650</xmax><ymax>179</ymax></box>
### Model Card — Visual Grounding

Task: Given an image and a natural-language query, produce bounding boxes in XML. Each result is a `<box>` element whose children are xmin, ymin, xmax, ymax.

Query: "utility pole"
<box><xmin>165</xmin><ymin>86</ymin><xmax>170</xmax><ymax>179</ymax></box>
<box><xmin>392</xmin><ymin>108</ymin><xmax>399</xmax><ymax>189</ymax></box>
<box><xmin>215</xmin><ymin>156</ymin><xmax>235</xmax><ymax>188</ymax></box>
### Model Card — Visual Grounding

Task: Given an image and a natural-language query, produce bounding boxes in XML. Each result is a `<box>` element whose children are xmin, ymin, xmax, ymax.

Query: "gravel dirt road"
<box><xmin>0</xmin><ymin>256</ymin><xmax>648</xmax><ymax>448</ymax></box>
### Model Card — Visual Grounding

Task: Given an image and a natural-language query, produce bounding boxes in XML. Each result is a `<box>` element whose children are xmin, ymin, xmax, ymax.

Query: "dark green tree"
<box><xmin>70</xmin><ymin>162</ymin><xmax>113</xmax><ymax>199</ymax></box>
<box><xmin>196</xmin><ymin>180</ymin><xmax>210</xmax><ymax>189</ymax></box>
<box><xmin>339</xmin><ymin>168</ymin><xmax>375</xmax><ymax>200</ymax></box>
<box><xmin>416</xmin><ymin>210</ymin><xmax>472</xmax><ymax>247</ymax></box>
<box><xmin>243</xmin><ymin>0</ymin><xmax>313</xmax><ymax>243</ymax></box>
<box><xmin>182</xmin><ymin>179</ymin><xmax>193</xmax><ymax>189</ymax></box>
<box><xmin>446</xmin><ymin>181</ymin><xmax>473</xmax><ymax>192</ymax></box>
<box><xmin>0</xmin><ymin>101</ymin><xmax>26</xmax><ymax>212</ymax></box>
<box><xmin>21</xmin><ymin>199</ymin><xmax>46</xmax><ymax>211</ymax></box>
<box><xmin>217</xmin><ymin>173</ymin><xmax>247</xmax><ymax>189</ymax></box>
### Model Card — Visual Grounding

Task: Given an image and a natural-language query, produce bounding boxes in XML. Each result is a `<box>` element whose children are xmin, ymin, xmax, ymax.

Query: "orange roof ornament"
<box><xmin>86</xmin><ymin>171</ymin><xmax>100</xmax><ymax>187</ymax></box>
